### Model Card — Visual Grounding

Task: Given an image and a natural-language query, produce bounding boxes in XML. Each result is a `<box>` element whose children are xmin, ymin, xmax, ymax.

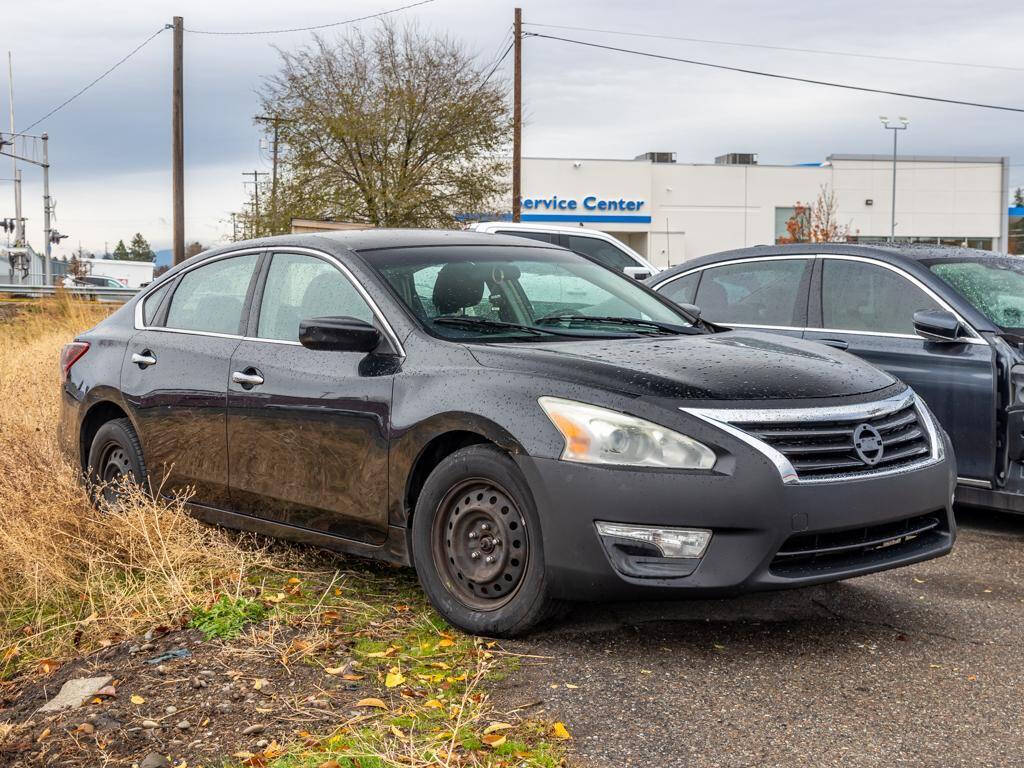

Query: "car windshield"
<box><xmin>363</xmin><ymin>245</ymin><xmax>697</xmax><ymax>342</ymax></box>
<box><xmin>926</xmin><ymin>257</ymin><xmax>1024</xmax><ymax>330</ymax></box>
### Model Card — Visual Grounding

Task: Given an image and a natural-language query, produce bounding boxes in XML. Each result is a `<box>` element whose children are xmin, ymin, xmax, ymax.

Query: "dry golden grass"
<box><xmin>0</xmin><ymin>295</ymin><xmax>278</xmax><ymax>675</ymax></box>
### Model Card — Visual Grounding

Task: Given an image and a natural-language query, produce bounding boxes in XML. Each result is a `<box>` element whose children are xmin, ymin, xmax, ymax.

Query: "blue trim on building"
<box><xmin>1010</xmin><ymin>207</ymin><xmax>1024</xmax><ymax>216</ymax></box>
<box><xmin>521</xmin><ymin>214</ymin><xmax>652</xmax><ymax>223</ymax></box>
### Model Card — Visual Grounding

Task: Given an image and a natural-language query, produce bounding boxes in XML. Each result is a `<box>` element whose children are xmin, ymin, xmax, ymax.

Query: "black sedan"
<box><xmin>647</xmin><ymin>243</ymin><xmax>1024</xmax><ymax>515</ymax></box>
<box><xmin>58</xmin><ymin>231</ymin><xmax>955</xmax><ymax>636</ymax></box>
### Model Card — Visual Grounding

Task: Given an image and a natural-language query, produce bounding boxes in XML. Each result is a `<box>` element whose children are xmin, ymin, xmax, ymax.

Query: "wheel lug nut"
<box><xmin>485</xmin><ymin>555</ymin><xmax>495</xmax><ymax>564</ymax></box>
<box><xmin>468</xmin><ymin>532</ymin><xmax>478</xmax><ymax>539</ymax></box>
<box><xmin>471</xmin><ymin>551</ymin><xmax>480</xmax><ymax>560</ymax></box>
<box><xmin>481</xmin><ymin>523</ymin><xmax>490</xmax><ymax>531</ymax></box>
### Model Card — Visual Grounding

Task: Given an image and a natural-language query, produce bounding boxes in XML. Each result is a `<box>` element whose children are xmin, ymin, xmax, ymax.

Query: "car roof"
<box><xmin>655</xmin><ymin>242</ymin><xmax>1005</xmax><ymax>277</ymax></box>
<box><xmin>276</xmin><ymin>228</ymin><xmax>558</xmax><ymax>251</ymax></box>
<box><xmin>473</xmin><ymin>221</ymin><xmax>618</xmax><ymax>237</ymax></box>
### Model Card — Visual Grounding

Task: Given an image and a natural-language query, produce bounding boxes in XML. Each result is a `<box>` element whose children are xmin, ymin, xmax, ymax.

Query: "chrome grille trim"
<box><xmin>682</xmin><ymin>389</ymin><xmax>944</xmax><ymax>485</ymax></box>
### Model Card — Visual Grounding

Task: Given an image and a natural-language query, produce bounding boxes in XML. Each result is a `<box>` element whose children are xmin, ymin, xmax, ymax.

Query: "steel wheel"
<box><xmin>431</xmin><ymin>478</ymin><xmax>529</xmax><ymax>611</ymax></box>
<box><xmin>99</xmin><ymin>443</ymin><xmax>132</xmax><ymax>503</ymax></box>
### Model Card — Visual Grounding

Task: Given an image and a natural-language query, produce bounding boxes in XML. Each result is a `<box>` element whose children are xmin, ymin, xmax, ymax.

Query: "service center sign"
<box><xmin>520</xmin><ymin>195</ymin><xmax>651</xmax><ymax>223</ymax></box>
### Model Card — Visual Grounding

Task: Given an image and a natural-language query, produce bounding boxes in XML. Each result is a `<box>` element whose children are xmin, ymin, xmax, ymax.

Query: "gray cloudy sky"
<box><xmin>4</xmin><ymin>0</ymin><xmax>1023</xmax><ymax>256</ymax></box>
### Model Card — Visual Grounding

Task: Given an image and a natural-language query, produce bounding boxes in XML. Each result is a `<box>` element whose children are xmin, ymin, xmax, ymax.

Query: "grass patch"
<box><xmin>190</xmin><ymin>595</ymin><xmax>268</xmax><ymax>639</ymax></box>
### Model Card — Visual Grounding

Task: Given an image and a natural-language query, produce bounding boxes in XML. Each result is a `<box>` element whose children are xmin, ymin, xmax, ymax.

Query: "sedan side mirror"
<box><xmin>913</xmin><ymin>309</ymin><xmax>963</xmax><ymax>342</ymax></box>
<box><xmin>623</xmin><ymin>266</ymin><xmax>652</xmax><ymax>281</ymax></box>
<box><xmin>678</xmin><ymin>303</ymin><xmax>702</xmax><ymax>320</ymax></box>
<box><xmin>299</xmin><ymin>316</ymin><xmax>381</xmax><ymax>352</ymax></box>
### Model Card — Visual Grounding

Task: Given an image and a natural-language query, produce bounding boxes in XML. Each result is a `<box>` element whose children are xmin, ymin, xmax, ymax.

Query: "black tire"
<box><xmin>86</xmin><ymin>417</ymin><xmax>148</xmax><ymax>506</ymax></box>
<box><xmin>410</xmin><ymin>444</ymin><xmax>561</xmax><ymax>637</ymax></box>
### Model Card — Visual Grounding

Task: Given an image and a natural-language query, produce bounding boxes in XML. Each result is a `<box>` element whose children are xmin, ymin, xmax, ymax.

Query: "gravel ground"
<box><xmin>498</xmin><ymin>508</ymin><xmax>1024</xmax><ymax>768</ymax></box>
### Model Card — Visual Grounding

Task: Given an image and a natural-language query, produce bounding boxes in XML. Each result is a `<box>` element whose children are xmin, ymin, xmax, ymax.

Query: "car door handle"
<box><xmin>131</xmin><ymin>351</ymin><xmax>157</xmax><ymax>368</ymax></box>
<box><xmin>816</xmin><ymin>338</ymin><xmax>849</xmax><ymax>350</ymax></box>
<box><xmin>231</xmin><ymin>369</ymin><xmax>265</xmax><ymax>388</ymax></box>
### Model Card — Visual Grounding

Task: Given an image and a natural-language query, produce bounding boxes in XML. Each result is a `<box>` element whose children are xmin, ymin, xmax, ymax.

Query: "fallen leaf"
<box><xmin>252</xmin><ymin>678</ymin><xmax>270</xmax><ymax>690</ymax></box>
<box><xmin>356</xmin><ymin>697</ymin><xmax>388</xmax><ymax>709</ymax></box>
<box><xmin>385</xmin><ymin>670</ymin><xmax>406</xmax><ymax>688</ymax></box>
<box><xmin>425</xmin><ymin>699</ymin><xmax>443</xmax><ymax>709</ymax></box>
<box><xmin>565</xmin><ymin>683</ymin><xmax>579</xmax><ymax>689</ymax></box>
<box><xmin>262</xmin><ymin>741</ymin><xmax>284</xmax><ymax>758</ymax></box>
<box><xmin>318</xmin><ymin>761</ymin><xmax>342</xmax><ymax>768</ymax></box>
<box><xmin>438</xmin><ymin>638</ymin><xmax>455</xmax><ymax>648</ymax></box>
<box><xmin>968</xmin><ymin>674</ymin><xmax>978</xmax><ymax>682</ymax></box>
<box><xmin>130</xmin><ymin>694</ymin><xmax>145</xmax><ymax>705</ymax></box>
<box><xmin>482</xmin><ymin>733</ymin><xmax>507</xmax><ymax>748</ymax></box>
<box><xmin>287</xmin><ymin>577</ymin><xmax>302</xmax><ymax>585</ymax></box>
<box><xmin>483</xmin><ymin>722</ymin><xmax>514</xmax><ymax>734</ymax></box>
<box><xmin>324</xmin><ymin>666</ymin><xmax>346</xmax><ymax>676</ymax></box>
<box><xmin>38</xmin><ymin>659</ymin><xmax>59</xmax><ymax>675</ymax></box>
<box><xmin>342</xmin><ymin>673</ymin><xmax>364</xmax><ymax>681</ymax></box>
<box><xmin>37</xmin><ymin>727</ymin><xmax>50</xmax><ymax>743</ymax></box>
<box><xmin>551</xmin><ymin>722</ymin><xmax>572</xmax><ymax>740</ymax></box>
<box><xmin>390</xmin><ymin>725</ymin><xmax>404</xmax><ymax>738</ymax></box>
<box><xmin>264</xmin><ymin>592</ymin><xmax>286</xmax><ymax>604</ymax></box>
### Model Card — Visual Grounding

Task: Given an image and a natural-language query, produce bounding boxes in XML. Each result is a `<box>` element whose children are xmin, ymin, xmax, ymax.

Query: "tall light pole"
<box><xmin>880</xmin><ymin>116</ymin><xmax>909</xmax><ymax>241</ymax></box>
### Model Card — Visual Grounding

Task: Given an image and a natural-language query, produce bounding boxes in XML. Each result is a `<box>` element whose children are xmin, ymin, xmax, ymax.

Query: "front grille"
<box><xmin>771</xmin><ymin>511</ymin><xmax>947</xmax><ymax>577</ymax></box>
<box><xmin>732</xmin><ymin>401</ymin><xmax>931</xmax><ymax>481</ymax></box>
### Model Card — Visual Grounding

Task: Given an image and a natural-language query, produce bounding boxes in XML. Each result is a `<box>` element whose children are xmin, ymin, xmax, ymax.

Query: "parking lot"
<box><xmin>499</xmin><ymin>508</ymin><xmax>1024</xmax><ymax>767</ymax></box>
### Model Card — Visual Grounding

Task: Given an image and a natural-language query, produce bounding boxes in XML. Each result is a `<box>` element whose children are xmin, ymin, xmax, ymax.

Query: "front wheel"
<box><xmin>410</xmin><ymin>445</ymin><xmax>560</xmax><ymax>637</ymax></box>
<box><xmin>87</xmin><ymin>417</ymin><xmax>148</xmax><ymax>507</ymax></box>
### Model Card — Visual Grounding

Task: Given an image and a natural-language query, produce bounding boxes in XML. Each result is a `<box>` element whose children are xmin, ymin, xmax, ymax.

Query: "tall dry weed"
<box><xmin>0</xmin><ymin>298</ymin><xmax>276</xmax><ymax>675</ymax></box>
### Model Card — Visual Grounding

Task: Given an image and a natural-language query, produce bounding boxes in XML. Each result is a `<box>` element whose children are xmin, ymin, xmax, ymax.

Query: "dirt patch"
<box><xmin>0</xmin><ymin>624</ymin><xmax>373</xmax><ymax>766</ymax></box>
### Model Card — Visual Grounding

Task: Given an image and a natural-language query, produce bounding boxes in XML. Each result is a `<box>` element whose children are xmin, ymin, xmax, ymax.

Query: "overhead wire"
<box><xmin>524</xmin><ymin>32</ymin><xmax>1024</xmax><ymax>114</ymax></box>
<box><xmin>522</xmin><ymin>22</ymin><xmax>1024</xmax><ymax>73</ymax></box>
<box><xmin>184</xmin><ymin>0</ymin><xmax>435</xmax><ymax>35</ymax></box>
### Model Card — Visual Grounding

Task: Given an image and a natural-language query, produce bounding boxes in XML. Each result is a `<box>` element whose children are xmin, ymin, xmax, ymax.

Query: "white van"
<box><xmin>468</xmin><ymin>222</ymin><xmax>659</xmax><ymax>281</ymax></box>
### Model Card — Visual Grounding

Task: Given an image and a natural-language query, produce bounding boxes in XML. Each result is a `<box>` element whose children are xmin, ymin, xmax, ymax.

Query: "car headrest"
<box><xmin>432</xmin><ymin>262</ymin><xmax>485</xmax><ymax>315</ymax></box>
<box><xmin>301</xmin><ymin>273</ymin><xmax>345</xmax><ymax>319</ymax></box>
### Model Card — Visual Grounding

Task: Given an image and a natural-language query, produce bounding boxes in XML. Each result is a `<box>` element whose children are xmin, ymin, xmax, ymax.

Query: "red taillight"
<box><xmin>60</xmin><ymin>341</ymin><xmax>90</xmax><ymax>380</ymax></box>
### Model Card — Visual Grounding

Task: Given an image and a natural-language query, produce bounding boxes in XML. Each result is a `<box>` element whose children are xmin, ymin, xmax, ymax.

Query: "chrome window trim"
<box><xmin>681</xmin><ymin>388</ymin><xmax>942</xmax><ymax>485</ymax></box>
<box><xmin>133</xmin><ymin>245</ymin><xmax>405</xmax><ymax>357</ymax></box>
<box><xmin>650</xmin><ymin>253</ymin><xmax>988</xmax><ymax>346</ymax></box>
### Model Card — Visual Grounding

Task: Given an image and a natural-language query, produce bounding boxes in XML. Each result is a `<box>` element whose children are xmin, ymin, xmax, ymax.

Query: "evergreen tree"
<box><xmin>127</xmin><ymin>233</ymin><xmax>155</xmax><ymax>262</ymax></box>
<box><xmin>112</xmin><ymin>240</ymin><xmax>129</xmax><ymax>260</ymax></box>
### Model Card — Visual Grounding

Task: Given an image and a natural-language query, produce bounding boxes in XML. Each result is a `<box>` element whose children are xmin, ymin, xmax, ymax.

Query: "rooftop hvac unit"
<box><xmin>715</xmin><ymin>153</ymin><xmax>758</xmax><ymax>165</ymax></box>
<box><xmin>634</xmin><ymin>151</ymin><xmax>677</xmax><ymax>164</ymax></box>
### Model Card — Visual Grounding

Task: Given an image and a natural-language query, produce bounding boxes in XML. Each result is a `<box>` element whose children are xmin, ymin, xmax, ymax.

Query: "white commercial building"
<box><xmin>513</xmin><ymin>152</ymin><xmax>1011</xmax><ymax>268</ymax></box>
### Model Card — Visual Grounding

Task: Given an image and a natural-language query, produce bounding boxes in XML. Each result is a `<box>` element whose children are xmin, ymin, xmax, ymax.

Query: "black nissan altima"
<box><xmin>58</xmin><ymin>230</ymin><xmax>956</xmax><ymax>636</ymax></box>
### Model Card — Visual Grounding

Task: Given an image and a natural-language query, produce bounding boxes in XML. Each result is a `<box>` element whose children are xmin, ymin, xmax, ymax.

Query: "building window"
<box><xmin>774</xmin><ymin>207</ymin><xmax>796</xmax><ymax>243</ymax></box>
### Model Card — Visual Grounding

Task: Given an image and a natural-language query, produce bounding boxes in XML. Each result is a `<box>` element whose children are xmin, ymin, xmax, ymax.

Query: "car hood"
<box><xmin>468</xmin><ymin>330</ymin><xmax>898</xmax><ymax>402</ymax></box>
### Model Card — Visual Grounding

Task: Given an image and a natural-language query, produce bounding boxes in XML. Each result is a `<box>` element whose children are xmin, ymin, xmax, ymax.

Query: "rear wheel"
<box><xmin>411</xmin><ymin>445</ymin><xmax>559</xmax><ymax>636</ymax></box>
<box><xmin>87</xmin><ymin>418</ymin><xmax>147</xmax><ymax>506</ymax></box>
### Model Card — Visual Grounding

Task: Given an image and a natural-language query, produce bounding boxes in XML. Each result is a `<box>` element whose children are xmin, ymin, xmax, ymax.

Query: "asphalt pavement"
<box><xmin>498</xmin><ymin>508</ymin><xmax>1024</xmax><ymax>767</ymax></box>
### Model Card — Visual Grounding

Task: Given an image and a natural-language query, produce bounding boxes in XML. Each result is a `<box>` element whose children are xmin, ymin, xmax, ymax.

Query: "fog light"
<box><xmin>595</xmin><ymin>522</ymin><xmax>712</xmax><ymax>559</ymax></box>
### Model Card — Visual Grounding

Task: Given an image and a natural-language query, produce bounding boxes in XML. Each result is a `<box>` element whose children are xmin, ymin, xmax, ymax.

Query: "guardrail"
<box><xmin>0</xmin><ymin>283</ymin><xmax>139</xmax><ymax>302</ymax></box>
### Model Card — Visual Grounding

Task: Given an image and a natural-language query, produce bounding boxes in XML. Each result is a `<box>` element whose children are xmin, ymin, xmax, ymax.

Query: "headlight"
<box><xmin>913</xmin><ymin>393</ymin><xmax>945</xmax><ymax>461</ymax></box>
<box><xmin>539</xmin><ymin>397</ymin><xmax>716</xmax><ymax>469</ymax></box>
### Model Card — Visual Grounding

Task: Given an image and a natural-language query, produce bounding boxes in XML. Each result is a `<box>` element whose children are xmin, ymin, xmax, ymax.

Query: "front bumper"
<box><xmin>515</xmin><ymin>430</ymin><xmax>956</xmax><ymax>601</ymax></box>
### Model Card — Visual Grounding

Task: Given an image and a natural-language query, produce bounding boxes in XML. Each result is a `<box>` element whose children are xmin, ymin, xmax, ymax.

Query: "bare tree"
<box><xmin>779</xmin><ymin>185</ymin><xmax>855</xmax><ymax>243</ymax></box>
<box><xmin>243</xmin><ymin>22</ymin><xmax>511</xmax><ymax>233</ymax></box>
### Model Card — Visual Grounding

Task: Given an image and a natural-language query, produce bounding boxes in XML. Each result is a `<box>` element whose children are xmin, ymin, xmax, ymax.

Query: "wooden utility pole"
<box><xmin>171</xmin><ymin>16</ymin><xmax>185</xmax><ymax>265</ymax></box>
<box><xmin>512</xmin><ymin>7</ymin><xmax>522</xmax><ymax>222</ymax></box>
<box><xmin>254</xmin><ymin>115</ymin><xmax>283</xmax><ymax>228</ymax></box>
<box><xmin>242</xmin><ymin>170</ymin><xmax>269</xmax><ymax>238</ymax></box>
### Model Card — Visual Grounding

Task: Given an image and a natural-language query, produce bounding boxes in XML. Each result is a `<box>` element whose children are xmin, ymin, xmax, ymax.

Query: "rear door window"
<box><xmin>165</xmin><ymin>253</ymin><xmax>259</xmax><ymax>335</ymax></box>
<box><xmin>694</xmin><ymin>259</ymin><xmax>810</xmax><ymax>326</ymax></box>
<box><xmin>821</xmin><ymin>259</ymin><xmax>941</xmax><ymax>334</ymax></box>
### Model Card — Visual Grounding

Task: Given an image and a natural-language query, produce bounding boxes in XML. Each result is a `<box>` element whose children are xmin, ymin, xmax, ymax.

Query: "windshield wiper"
<box><xmin>535</xmin><ymin>314</ymin><xmax>698</xmax><ymax>335</ymax></box>
<box><xmin>433</xmin><ymin>316</ymin><xmax>552</xmax><ymax>336</ymax></box>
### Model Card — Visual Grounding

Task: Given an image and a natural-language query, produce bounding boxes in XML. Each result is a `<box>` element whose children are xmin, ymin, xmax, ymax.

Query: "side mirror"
<box><xmin>913</xmin><ymin>309</ymin><xmax>963</xmax><ymax>342</ymax></box>
<box><xmin>679</xmin><ymin>303</ymin><xmax>702</xmax><ymax>320</ymax></box>
<box><xmin>623</xmin><ymin>266</ymin><xmax>652</xmax><ymax>281</ymax></box>
<box><xmin>299</xmin><ymin>316</ymin><xmax>381</xmax><ymax>352</ymax></box>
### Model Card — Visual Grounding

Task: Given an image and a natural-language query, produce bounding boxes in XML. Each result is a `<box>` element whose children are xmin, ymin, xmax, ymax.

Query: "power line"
<box><xmin>185</xmin><ymin>0</ymin><xmax>435</xmax><ymax>35</ymax></box>
<box><xmin>523</xmin><ymin>22</ymin><xmax>1024</xmax><ymax>73</ymax></box>
<box><xmin>19</xmin><ymin>26</ymin><xmax>168</xmax><ymax>133</ymax></box>
<box><xmin>525</xmin><ymin>33</ymin><xmax>1024</xmax><ymax>114</ymax></box>
<box><xmin>483</xmin><ymin>39</ymin><xmax>515</xmax><ymax>84</ymax></box>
